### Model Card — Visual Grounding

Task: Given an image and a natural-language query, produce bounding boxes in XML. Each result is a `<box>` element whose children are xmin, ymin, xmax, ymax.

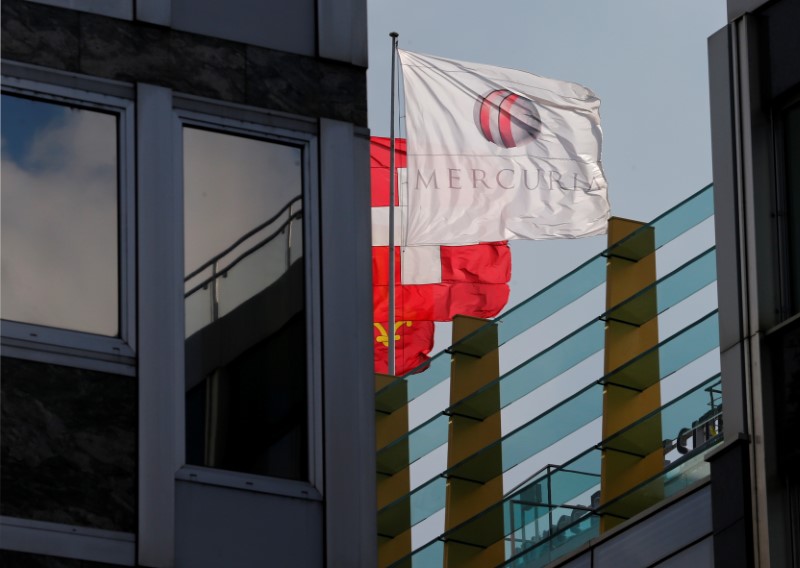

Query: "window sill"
<box><xmin>176</xmin><ymin>465</ymin><xmax>323</xmax><ymax>501</ymax></box>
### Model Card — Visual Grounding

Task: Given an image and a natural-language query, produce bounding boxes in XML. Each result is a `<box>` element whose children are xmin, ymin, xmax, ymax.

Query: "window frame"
<box><xmin>173</xmin><ymin>103</ymin><xmax>323</xmax><ymax>498</ymax></box>
<box><xmin>25</xmin><ymin>0</ymin><xmax>134</xmax><ymax>20</ymax></box>
<box><xmin>0</xmin><ymin>75</ymin><xmax>136</xmax><ymax>376</ymax></box>
<box><xmin>773</xmin><ymin>90</ymin><xmax>800</xmax><ymax>322</ymax></box>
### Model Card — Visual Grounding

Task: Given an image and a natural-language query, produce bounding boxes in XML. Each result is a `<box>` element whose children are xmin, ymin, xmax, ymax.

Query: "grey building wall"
<box><xmin>1</xmin><ymin>0</ymin><xmax>366</xmax><ymax>125</ymax></box>
<box><xmin>709</xmin><ymin>0</ymin><xmax>800</xmax><ymax>566</ymax></box>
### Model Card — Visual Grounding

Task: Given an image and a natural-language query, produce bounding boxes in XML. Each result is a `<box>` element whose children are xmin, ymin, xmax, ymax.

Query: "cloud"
<box><xmin>1</xmin><ymin>106</ymin><xmax>119</xmax><ymax>336</ymax></box>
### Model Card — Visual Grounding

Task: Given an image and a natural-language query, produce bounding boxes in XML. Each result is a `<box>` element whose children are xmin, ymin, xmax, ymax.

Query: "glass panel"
<box><xmin>1</xmin><ymin>93</ymin><xmax>119</xmax><ymax>336</ymax></box>
<box><xmin>494</xmin><ymin>256</ymin><xmax>606</xmax><ymax>346</ymax></box>
<box><xmin>604</xmin><ymin>248</ymin><xmax>716</xmax><ymax>326</ymax></box>
<box><xmin>606</xmin><ymin>184</ymin><xmax>714</xmax><ymax>261</ymax></box>
<box><xmin>603</xmin><ymin>310</ymin><xmax>719</xmax><ymax>391</ymax></box>
<box><xmin>377</xmin><ymin>476</ymin><xmax>447</xmax><ymax>538</ymax></box>
<box><xmin>599</xmin><ymin>451</ymin><xmax>712</xmax><ymax>524</ymax></box>
<box><xmin>453</xmin><ymin>384</ymin><xmax>604</xmax><ymax>484</ymax></box>
<box><xmin>376</xmin><ymin>413</ymin><xmax>448</xmax><ymax>475</ymax></box>
<box><xmin>783</xmin><ymin>101</ymin><xmax>800</xmax><ymax>315</ymax></box>
<box><xmin>604</xmin><ymin>374</ymin><xmax>722</xmax><ymax>459</ymax></box>
<box><xmin>454</xmin><ymin>319</ymin><xmax>605</xmax><ymax>420</ymax></box>
<box><xmin>183</xmin><ymin>126</ymin><xmax>308</xmax><ymax>480</ymax></box>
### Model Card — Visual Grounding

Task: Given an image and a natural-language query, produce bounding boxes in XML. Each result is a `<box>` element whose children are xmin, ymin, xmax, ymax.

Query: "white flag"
<box><xmin>398</xmin><ymin>49</ymin><xmax>610</xmax><ymax>245</ymax></box>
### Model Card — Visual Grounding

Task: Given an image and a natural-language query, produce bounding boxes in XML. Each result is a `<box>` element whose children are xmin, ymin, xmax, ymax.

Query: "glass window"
<box><xmin>1</xmin><ymin>93</ymin><xmax>119</xmax><ymax>337</ymax></box>
<box><xmin>183</xmin><ymin>126</ymin><xmax>308</xmax><ymax>481</ymax></box>
<box><xmin>783</xmin><ymin>100</ymin><xmax>800</xmax><ymax>316</ymax></box>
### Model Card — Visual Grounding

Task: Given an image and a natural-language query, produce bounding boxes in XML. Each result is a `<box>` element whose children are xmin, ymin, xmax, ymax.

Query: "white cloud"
<box><xmin>1</xmin><ymin>107</ymin><xmax>119</xmax><ymax>336</ymax></box>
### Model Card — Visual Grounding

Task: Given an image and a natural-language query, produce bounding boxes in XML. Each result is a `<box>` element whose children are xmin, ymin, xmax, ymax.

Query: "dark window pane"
<box><xmin>1</xmin><ymin>94</ymin><xmax>119</xmax><ymax>336</ymax></box>
<box><xmin>784</xmin><ymin>101</ymin><xmax>800</xmax><ymax>314</ymax></box>
<box><xmin>0</xmin><ymin>356</ymin><xmax>136</xmax><ymax>532</ymax></box>
<box><xmin>183</xmin><ymin>127</ymin><xmax>308</xmax><ymax>480</ymax></box>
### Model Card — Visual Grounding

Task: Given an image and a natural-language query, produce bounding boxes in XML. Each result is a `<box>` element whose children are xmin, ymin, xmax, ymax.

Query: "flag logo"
<box><xmin>474</xmin><ymin>89</ymin><xmax>541</xmax><ymax>148</ymax></box>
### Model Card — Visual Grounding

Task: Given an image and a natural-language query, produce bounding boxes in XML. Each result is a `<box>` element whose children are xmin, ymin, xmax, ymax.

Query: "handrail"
<box><xmin>184</xmin><ymin>210</ymin><xmax>302</xmax><ymax>298</ymax></box>
<box><xmin>184</xmin><ymin>195</ymin><xmax>302</xmax><ymax>282</ymax></box>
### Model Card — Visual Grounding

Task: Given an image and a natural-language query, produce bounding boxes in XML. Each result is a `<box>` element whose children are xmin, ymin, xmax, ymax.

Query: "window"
<box><xmin>780</xmin><ymin>99</ymin><xmax>800</xmax><ymax>317</ymax></box>
<box><xmin>182</xmin><ymin>120</ymin><xmax>313</xmax><ymax>482</ymax></box>
<box><xmin>0</xmin><ymin>80</ymin><xmax>134</xmax><ymax>367</ymax></box>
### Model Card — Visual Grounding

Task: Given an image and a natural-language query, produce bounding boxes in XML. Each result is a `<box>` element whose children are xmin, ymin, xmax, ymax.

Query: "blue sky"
<box><xmin>2</xmin><ymin>94</ymin><xmax>69</xmax><ymax>167</ymax></box>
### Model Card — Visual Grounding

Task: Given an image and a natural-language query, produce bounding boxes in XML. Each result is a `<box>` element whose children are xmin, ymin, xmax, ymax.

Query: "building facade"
<box><xmin>709</xmin><ymin>0</ymin><xmax>800</xmax><ymax>566</ymax></box>
<box><xmin>0</xmin><ymin>1</ymin><xmax>375</xmax><ymax>566</ymax></box>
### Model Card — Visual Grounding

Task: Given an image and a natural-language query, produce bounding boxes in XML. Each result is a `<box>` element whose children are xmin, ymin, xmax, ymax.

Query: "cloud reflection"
<box><xmin>1</xmin><ymin>96</ymin><xmax>118</xmax><ymax>336</ymax></box>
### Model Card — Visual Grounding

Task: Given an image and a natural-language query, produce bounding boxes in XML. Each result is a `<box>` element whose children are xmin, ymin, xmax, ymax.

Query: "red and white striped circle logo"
<box><xmin>474</xmin><ymin>89</ymin><xmax>541</xmax><ymax>148</ymax></box>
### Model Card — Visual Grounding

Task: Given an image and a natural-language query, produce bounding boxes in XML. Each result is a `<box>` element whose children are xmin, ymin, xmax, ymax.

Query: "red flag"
<box><xmin>373</xmin><ymin>320</ymin><xmax>434</xmax><ymax>375</ymax></box>
<box><xmin>372</xmin><ymin>244</ymin><xmax>510</xmax><ymax>321</ymax></box>
<box><xmin>370</xmin><ymin>137</ymin><xmax>512</xmax><ymax>375</ymax></box>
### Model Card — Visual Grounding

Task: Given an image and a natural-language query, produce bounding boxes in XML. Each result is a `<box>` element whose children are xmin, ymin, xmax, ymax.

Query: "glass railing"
<box><xmin>605</xmin><ymin>183</ymin><xmax>714</xmax><ymax>262</ymax></box>
<box><xmin>377</xmin><ymin>311</ymin><xmax>720</xmax><ymax>537</ymax></box>
<box><xmin>184</xmin><ymin>196</ymin><xmax>302</xmax><ymax>338</ymax></box>
<box><xmin>388</xmin><ymin>374</ymin><xmax>722</xmax><ymax>568</ymax></box>
<box><xmin>377</xmin><ymin>412</ymin><xmax>448</xmax><ymax>475</ymax></box>
<box><xmin>502</xmin><ymin>444</ymin><xmax>717</xmax><ymax>568</ymax></box>
<box><xmin>603</xmin><ymin>247</ymin><xmax>716</xmax><ymax>326</ymax></box>
<box><xmin>451</xmin><ymin>247</ymin><xmax>717</xmax><ymax>420</ymax></box>
<box><xmin>375</xmin><ymin>184</ymin><xmax>714</xmax><ymax>416</ymax></box>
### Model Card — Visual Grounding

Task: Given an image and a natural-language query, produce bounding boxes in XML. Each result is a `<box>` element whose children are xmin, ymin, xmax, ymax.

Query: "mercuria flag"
<box><xmin>397</xmin><ymin>49</ymin><xmax>610</xmax><ymax>246</ymax></box>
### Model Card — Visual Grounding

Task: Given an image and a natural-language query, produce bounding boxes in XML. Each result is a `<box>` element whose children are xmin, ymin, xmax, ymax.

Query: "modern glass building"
<box><xmin>0</xmin><ymin>1</ymin><xmax>375</xmax><ymax>566</ymax></box>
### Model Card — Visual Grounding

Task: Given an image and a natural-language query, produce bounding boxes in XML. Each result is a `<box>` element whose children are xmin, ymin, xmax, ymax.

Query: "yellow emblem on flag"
<box><xmin>374</xmin><ymin>321</ymin><xmax>413</xmax><ymax>346</ymax></box>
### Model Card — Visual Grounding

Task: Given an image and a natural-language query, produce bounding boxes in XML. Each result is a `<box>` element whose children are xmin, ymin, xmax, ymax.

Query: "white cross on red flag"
<box><xmin>371</xmin><ymin>137</ymin><xmax>511</xmax><ymax>375</ymax></box>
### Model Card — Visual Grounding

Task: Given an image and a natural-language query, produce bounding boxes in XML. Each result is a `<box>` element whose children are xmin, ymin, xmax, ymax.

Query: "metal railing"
<box><xmin>184</xmin><ymin>196</ymin><xmax>302</xmax><ymax>329</ymax></box>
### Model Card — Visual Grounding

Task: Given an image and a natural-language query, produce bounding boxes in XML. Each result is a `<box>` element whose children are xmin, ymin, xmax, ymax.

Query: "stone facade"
<box><xmin>1</xmin><ymin>0</ymin><xmax>367</xmax><ymax>125</ymax></box>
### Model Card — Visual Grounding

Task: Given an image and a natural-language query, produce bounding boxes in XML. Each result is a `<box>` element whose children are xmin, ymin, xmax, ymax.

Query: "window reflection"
<box><xmin>183</xmin><ymin>127</ymin><xmax>308</xmax><ymax>480</ymax></box>
<box><xmin>1</xmin><ymin>93</ymin><xmax>119</xmax><ymax>336</ymax></box>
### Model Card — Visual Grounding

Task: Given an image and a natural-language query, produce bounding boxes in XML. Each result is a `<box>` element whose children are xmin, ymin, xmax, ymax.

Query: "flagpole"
<box><xmin>388</xmin><ymin>31</ymin><xmax>399</xmax><ymax>376</ymax></box>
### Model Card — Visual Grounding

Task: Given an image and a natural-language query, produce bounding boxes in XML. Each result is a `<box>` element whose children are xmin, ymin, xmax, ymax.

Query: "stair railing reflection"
<box><xmin>184</xmin><ymin>195</ymin><xmax>302</xmax><ymax>327</ymax></box>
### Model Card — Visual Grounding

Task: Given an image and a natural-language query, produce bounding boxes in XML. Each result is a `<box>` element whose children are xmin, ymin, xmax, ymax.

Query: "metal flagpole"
<box><xmin>388</xmin><ymin>31</ymin><xmax>399</xmax><ymax>376</ymax></box>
